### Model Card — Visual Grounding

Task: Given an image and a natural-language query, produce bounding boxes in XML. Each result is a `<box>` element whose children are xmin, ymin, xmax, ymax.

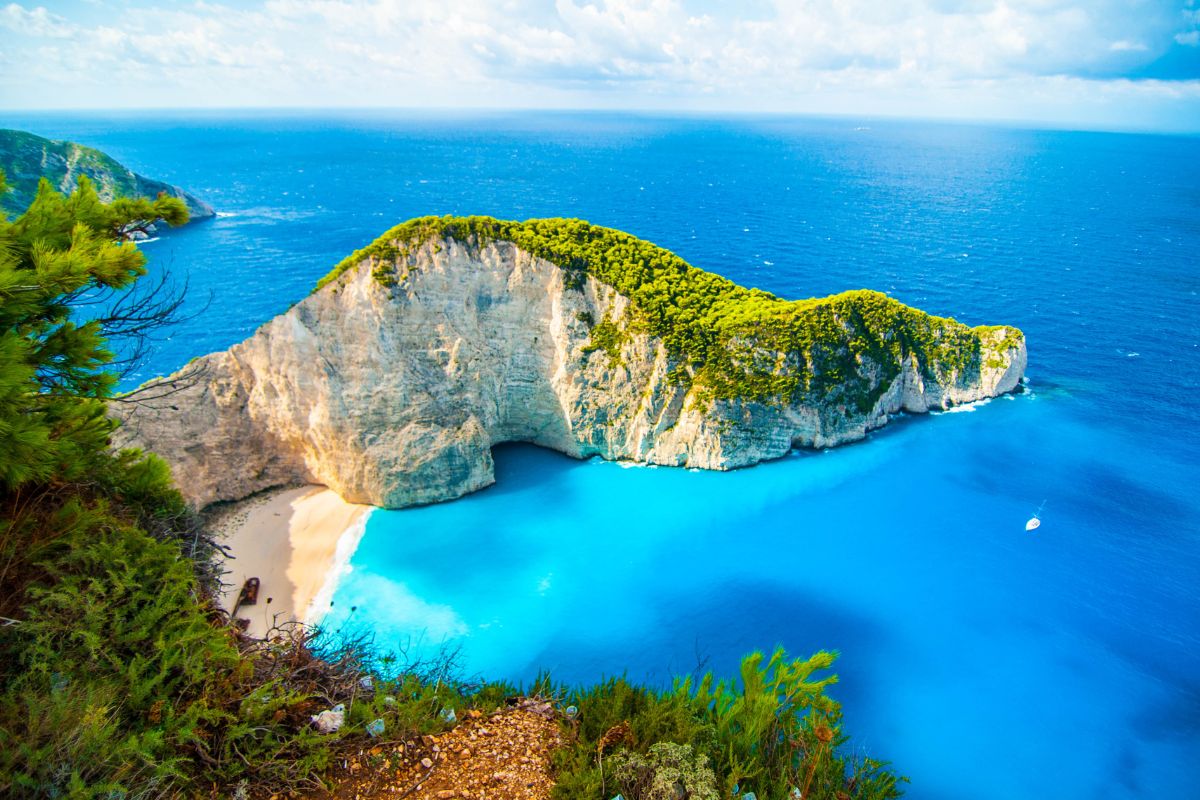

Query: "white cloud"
<box><xmin>0</xmin><ymin>0</ymin><xmax>1196</xmax><ymax>129</ymax></box>
<box><xmin>1</xmin><ymin>3</ymin><xmax>75</xmax><ymax>37</ymax></box>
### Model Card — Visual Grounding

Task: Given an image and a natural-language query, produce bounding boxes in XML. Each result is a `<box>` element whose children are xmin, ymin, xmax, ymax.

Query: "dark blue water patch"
<box><xmin>3</xmin><ymin>111</ymin><xmax>1197</xmax><ymax>798</ymax></box>
<box><xmin>519</xmin><ymin>579</ymin><xmax>894</xmax><ymax>723</ymax></box>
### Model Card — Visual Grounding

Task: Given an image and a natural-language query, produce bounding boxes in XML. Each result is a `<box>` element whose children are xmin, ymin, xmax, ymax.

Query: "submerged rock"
<box><xmin>115</xmin><ymin>216</ymin><xmax>1025</xmax><ymax>509</ymax></box>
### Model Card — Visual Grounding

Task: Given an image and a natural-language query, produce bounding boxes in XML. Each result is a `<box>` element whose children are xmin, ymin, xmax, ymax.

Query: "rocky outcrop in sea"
<box><xmin>115</xmin><ymin>220</ymin><xmax>1025</xmax><ymax>509</ymax></box>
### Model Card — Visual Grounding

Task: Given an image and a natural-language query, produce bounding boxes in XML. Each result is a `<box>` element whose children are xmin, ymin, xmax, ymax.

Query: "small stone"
<box><xmin>436</xmin><ymin>791</ymin><xmax>457</xmax><ymax>799</ymax></box>
<box><xmin>420</xmin><ymin>757</ymin><xmax>434</xmax><ymax>769</ymax></box>
<box><xmin>310</xmin><ymin>705</ymin><xmax>345</xmax><ymax>734</ymax></box>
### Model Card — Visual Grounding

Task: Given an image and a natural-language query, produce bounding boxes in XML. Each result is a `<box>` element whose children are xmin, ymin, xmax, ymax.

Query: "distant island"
<box><xmin>119</xmin><ymin>215</ymin><xmax>1026</xmax><ymax>510</ymax></box>
<box><xmin>0</xmin><ymin>128</ymin><xmax>214</xmax><ymax>220</ymax></box>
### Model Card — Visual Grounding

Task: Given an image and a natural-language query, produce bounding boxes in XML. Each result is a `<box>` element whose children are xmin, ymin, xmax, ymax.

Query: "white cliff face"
<box><xmin>115</xmin><ymin>238</ymin><xmax>1026</xmax><ymax>509</ymax></box>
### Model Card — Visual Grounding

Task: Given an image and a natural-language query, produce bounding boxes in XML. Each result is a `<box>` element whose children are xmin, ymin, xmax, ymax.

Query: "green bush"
<box><xmin>547</xmin><ymin>649</ymin><xmax>905</xmax><ymax>800</ymax></box>
<box><xmin>0</xmin><ymin>481</ymin><xmax>324</xmax><ymax>796</ymax></box>
<box><xmin>582</xmin><ymin>317</ymin><xmax>627</xmax><ymax>362</ymax></box>
<box><xmin>0</xmin><ymin>465</ymin><xmax>514</xmax><ymax>798</ymax></box>
<box><xmin>608</xmin><ymin>742</ymin><xmax>719</xmax><ymax>800</ymax></box>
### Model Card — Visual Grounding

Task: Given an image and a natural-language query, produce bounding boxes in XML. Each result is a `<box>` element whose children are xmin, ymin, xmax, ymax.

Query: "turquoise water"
<box><xmin>2</xmin><ymin>111</ymin><xmax>1197</xmax><ymax>798</ymax></box>
<box><xmin>332</xmin><ymin>401</ymin><xmax>1199</xmax><ymax>800</ymax></box>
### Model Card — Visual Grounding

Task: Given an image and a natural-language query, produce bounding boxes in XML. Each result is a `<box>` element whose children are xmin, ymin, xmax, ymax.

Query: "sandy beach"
<box><xmin>209</xmin><ymin>485</ymin><xmax>373</xmax><ymax>638</ymax></box>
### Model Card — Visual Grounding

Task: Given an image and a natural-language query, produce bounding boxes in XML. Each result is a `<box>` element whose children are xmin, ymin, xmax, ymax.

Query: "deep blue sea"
<box><xmin>4</xmin><ymin>111</ymin><xmax>1198</xmax><ymax>799</ymax></box>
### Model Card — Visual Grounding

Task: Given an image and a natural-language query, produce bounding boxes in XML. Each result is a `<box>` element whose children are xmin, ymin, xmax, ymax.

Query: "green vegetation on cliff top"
<box><xmin>318</xmin><ymin>215</ymin><xmax>1023</xmax><ymax>411</ymax></box>
<box><xmin>0</xmin><ymin>129</ymin><xmax>214</xmax><ymax>220</ymax></box>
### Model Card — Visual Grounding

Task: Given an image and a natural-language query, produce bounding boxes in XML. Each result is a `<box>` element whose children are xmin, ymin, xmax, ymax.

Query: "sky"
<box><xmin>1</xmin><ymin>1</ymin><xmax>1199</xmax><ymax>131</ymax></box>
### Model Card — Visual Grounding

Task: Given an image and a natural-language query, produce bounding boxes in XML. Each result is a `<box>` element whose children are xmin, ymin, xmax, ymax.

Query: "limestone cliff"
<box><xmin>115</xmin><ymin>217</ymin><xmax>1026</xmax><ymax>509</ymax></box>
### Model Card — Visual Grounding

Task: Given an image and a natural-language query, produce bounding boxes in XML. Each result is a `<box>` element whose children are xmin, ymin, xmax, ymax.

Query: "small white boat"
<box><xmin>1025</xmin><ymin>500</ymin><xmax>1046</xmax><ymax>532</ymax></box>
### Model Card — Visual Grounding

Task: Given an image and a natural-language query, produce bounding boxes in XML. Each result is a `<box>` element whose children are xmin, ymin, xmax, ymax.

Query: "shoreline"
<box><xmin>207</xmin><ymin>485</ymin><xmax>373</xmax><ymax>638</ymax></box>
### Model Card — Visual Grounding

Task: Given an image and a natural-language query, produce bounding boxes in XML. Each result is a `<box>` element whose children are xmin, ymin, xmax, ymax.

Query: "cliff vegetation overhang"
<box><xmin>315</xmin><ymin>215</ymin><xmax>1025</xmax><ymax>411</ymax></box>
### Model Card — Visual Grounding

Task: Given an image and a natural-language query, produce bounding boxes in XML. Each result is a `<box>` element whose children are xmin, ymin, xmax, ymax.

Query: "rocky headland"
<box><xmin>115</xmin><ymin>216</ymin><xmax>1026</xmax><ymax>509</ymax></box>
<box><xmin>0</xmin><ymin>128</ymin><xmax>214</xmax><ymax>220</ymax></box>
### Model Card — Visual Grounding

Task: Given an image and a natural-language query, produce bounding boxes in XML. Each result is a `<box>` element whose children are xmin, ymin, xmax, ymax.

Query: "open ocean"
<box><xmin>4</xmin><ymin>110</ymin><xmax>1197</xmax><ymax>799</ymax></box>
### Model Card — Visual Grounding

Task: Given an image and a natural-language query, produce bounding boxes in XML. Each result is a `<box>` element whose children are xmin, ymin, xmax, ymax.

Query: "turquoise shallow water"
<box><xmin>328</xmin><ymin>398</ymin><xmax>1199</xmax><ymax>800</ymax></box>
<box><xmin>2</xmin><ymin>111</ymin><xmax>1197</xmax><ymax>798</ymax></box>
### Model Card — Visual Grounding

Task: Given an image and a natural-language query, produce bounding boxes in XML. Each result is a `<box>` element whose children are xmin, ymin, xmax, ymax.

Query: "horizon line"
<box><xmin>1</xmin><ymin>105</ymin><xmax>1198</xmax><ymax>139</ymax></box>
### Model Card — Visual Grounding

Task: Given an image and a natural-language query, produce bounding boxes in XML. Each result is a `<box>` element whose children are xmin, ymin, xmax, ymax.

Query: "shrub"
<box><xmin>608</xmin><ymin>742</ymin><xmax>719</xmax><ymax>800</ymax></box>
<box><xmin>582</xmin><ymin>318</ymin><xmax>626</xmax><ymax>361</ymax></box>
<box><xmin>547</xmin><ymin>649</ymin><xmax>906</xmax><ymax>800</ymax></box>
<box><xmin>0</xmin><ymin>473</ymin><xmax>513</xmax><ymax>798</ymax></box>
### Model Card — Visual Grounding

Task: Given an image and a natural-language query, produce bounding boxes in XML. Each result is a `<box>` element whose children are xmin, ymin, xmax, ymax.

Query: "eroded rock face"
<box><xmin>114</xmin><ymin>238</ymin><xmax>1026</xmax><ymax>509</ymax></box>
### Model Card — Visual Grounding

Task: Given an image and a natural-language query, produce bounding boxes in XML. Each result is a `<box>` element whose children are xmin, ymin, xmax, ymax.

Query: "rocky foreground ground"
<box><xmin>306</xmin><ymin>699</ymin><xmax>565</xmax><ymax>800</ymax></box>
